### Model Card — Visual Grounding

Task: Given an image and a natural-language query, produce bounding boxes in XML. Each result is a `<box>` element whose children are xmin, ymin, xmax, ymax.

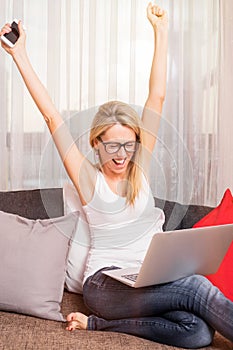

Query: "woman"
<box><xmin>1</xmin><ymin>3</ymin><xmax>233</xmax><ymax>348</ymax></box>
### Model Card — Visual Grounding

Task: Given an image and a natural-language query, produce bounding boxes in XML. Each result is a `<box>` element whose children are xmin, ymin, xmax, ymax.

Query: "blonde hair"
<box><xmin>89</xmin><ymin>101</ymin><xmax>144</xmax><ymax>206</ymax></box>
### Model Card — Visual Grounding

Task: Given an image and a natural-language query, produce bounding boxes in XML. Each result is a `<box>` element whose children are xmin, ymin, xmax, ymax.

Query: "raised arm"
<box><xmin>0</xmin><ymin>21</ymin><xmax>96</xmax><ymax>204</ymax></box>
<box><xmin>142</xmin><ymin>3</ymin><xmax>168</xmax><ymax>156</ymax></box>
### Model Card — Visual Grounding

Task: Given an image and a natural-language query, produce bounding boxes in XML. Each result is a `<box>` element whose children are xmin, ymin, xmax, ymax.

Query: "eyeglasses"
<box><xmin>97</xmin><ymin>137</ymin><xmax>139</xmax><ymax>154</ymax></box>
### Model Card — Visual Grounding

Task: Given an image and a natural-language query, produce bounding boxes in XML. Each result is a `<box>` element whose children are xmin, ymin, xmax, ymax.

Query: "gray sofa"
<box><xmin>0</xmin><ymin>188</ymin><xmax>232</xmax><ymax>350</ymax></box>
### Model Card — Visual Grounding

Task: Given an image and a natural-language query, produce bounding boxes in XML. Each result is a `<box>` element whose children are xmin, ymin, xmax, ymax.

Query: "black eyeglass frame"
<box><xmin>97</xmin><ymin>137</ymin><xmax>140</xmax><ymax>154</ymax></box>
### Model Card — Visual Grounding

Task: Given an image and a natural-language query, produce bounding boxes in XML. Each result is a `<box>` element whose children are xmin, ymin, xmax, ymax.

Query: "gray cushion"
<box><xmin>0</xmin><ymin>210</ymin><xmax>79</xmax><ymax>321</ymax></box>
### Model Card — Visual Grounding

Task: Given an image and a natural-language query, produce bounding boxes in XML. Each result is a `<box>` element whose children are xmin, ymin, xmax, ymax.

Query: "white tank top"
<box><xmin>82</xmin><ymin>171</ymin><xmax>165</xmax><ymax>283</ymax></box>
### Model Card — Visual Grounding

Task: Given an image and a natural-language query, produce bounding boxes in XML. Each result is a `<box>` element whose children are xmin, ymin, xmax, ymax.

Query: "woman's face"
<box><xmin>95</xmin><ymin>124</ymin><xmax>137</xmax><ymax>177</ymax></box>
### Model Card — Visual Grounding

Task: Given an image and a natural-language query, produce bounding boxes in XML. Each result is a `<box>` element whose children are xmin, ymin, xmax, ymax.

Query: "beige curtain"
<box><xmin>217</xmin><ymin>0</ymin><xmax>233</xmax><ymax>200</ymax></box>
<box><xmin>0</xmin><ymin>0</ymin><xmax>231</xmax><ymax>206</ymax></box>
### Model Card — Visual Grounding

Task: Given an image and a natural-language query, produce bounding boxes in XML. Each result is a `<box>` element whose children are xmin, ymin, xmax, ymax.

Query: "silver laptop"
<box><xmin>102</xmin><ymin>224</ymin><xmax>233</xmax><ymax>288</ymax></box>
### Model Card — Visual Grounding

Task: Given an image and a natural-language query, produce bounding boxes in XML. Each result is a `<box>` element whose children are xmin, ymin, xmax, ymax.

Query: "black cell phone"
<box><xmin>0</xmin><ymin>19</ymin><xmax>19</xmax><ymax>47</ymax></box>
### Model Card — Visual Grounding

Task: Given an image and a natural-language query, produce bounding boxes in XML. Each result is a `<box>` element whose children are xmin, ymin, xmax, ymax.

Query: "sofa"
<box><xmin>0</xmin><ymin>187</ymin><xmax>232</xmax><ymax>350</ymax></box>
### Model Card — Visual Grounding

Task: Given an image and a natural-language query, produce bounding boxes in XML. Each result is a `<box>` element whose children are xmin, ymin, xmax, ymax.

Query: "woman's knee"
<box><xmin>190</xmin><ymin>316</ymin><xmax>215</xmax><ymax>348</ymax></box>
<box><xmin>181</xmin><ymin>313</ymin><xmax>214</xmax><ymax>348</ymax></box>
<box><xmin>163</xmin><ymin>311</ymin><xmax>215</xmax><ymax>348</ymax></box>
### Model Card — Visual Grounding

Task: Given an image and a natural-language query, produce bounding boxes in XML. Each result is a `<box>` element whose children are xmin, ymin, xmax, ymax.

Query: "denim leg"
<box><xmin>83</xmin><ymin>267</ymin><xmax>233</xmax><ymax>346</ymax></box>
<box><xmin>84</xmin><ymin>268</ymin><xmax>233</xmax><ymax>341</ymax></box>
<box><xmin>88</xmin><ymin>311</ymin><xmax>214</xmax><ymax>348</ymax></box>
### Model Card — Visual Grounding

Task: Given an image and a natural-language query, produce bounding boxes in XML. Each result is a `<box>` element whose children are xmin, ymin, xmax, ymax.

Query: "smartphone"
<box><xmin>0</xmin><ymin>19</ymin><xmax>19</xmax><ymax>48</ymax></box>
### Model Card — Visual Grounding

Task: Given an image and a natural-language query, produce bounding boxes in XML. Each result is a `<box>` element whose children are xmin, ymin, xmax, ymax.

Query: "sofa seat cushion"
<box><xmin>0</xmin><ymin>291</ymin><xmax>232</xmax><ymax>350</ymax></box>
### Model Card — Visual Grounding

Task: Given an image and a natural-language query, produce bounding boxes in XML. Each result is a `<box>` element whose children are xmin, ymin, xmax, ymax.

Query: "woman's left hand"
<box><xmin>147</xmin><ymin>2</ymin><xmax>168</xmax><ymax>32</ymax></box>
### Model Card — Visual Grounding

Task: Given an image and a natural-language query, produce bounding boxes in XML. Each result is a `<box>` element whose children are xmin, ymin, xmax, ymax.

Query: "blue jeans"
<box><xmin>83</xmin><ymin>267</ymin><xmax>233</xmax><ymax>349</ymax></box>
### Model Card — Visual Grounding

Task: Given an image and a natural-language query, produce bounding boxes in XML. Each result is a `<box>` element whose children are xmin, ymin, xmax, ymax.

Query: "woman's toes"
<box><xmin>66</xmin><ymin>320</ymin><xmax>78</xmax><ymax>331</ymax></box>
<box><xmin>66</xmin><ymin>312</ymin><xmax>77</xmax><ymax>322</ymax></box>
<box><xmin>66</xmin><ymin>312</ymin><xmax>88</xmax><ymax>330</ymax></box>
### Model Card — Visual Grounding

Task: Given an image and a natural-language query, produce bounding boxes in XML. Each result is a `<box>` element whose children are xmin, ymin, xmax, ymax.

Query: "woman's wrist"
<box><xmin>153</xmin><ymin>27</ymin><xmax>168</xmax><ymax>41</ymax></box>
<box><xmin>12</xmin><ymin>47</ymin><xmax>29</xmax><ymax>66</ymax></box>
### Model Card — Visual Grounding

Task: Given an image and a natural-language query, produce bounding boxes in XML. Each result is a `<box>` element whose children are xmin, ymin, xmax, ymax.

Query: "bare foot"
<box><xmin>66</xmin><ymin>312</ymin><xmax>88</xmax><ymax>331</ymax></box>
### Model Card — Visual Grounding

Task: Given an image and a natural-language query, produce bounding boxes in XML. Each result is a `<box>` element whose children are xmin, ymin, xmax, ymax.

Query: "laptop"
<box><xmin>102</xmin><ymin>224</ymin><xmax>233</xmax><ymax>288</ymax></box>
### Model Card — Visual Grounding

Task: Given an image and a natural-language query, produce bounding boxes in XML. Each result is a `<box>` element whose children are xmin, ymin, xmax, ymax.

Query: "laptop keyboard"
<box><xmin>121</xmin><ymin>273</ymin><xmax>138</xmax><ymax>282</ymax></box>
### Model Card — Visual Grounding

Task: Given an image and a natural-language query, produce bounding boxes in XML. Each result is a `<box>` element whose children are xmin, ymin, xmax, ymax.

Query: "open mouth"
<box><xmin>112</xmin><ymin>158</ymin><xmax>126</xmax><ymax>166</ymax></box>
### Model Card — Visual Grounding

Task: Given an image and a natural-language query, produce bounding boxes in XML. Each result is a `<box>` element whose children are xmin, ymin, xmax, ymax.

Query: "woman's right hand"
<box><xmin>0</xmin><ymin>20</ymin><xmax>26</xmax><ymax>56</ymax></box>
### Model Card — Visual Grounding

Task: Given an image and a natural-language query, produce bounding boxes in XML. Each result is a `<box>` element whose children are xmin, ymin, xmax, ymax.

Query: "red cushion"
<box><xmin>193</xmin><ymin>189</ymin><xmax>233</xmax><ymax>301</ymax></box>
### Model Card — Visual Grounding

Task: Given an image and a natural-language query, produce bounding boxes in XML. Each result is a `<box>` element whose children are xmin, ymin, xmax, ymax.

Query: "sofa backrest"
<box><xmin>0</xmin><ymin>188</ymin><xmax>213</xmax><ymax>230</ymax></box>
<box><xmin>154</xmin><ymin>197</ymin><xmax>213</xmax><ymax>231</ymax></box>
<box><xmin>0</xmin><ymin>188</ymin><xmax>64</xmax><ymax>219</ymax></box>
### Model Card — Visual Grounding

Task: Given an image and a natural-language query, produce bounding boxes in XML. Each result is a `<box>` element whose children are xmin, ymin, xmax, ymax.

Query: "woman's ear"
<box><xmin>93</xmin><ymin>139</ymin><xmax>100</xmax><ymax>159</ymax></box>
<box><xmin>93</xmin><ymin>138</ymin><xmax>99</xmax><ymax>149</ymax></box>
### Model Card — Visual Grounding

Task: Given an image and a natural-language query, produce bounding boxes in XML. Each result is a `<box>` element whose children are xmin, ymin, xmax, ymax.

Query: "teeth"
<box><xmin>113</xmin><ymin>159</ymin><xmax>125</xmax><ymax>165</ymax></box>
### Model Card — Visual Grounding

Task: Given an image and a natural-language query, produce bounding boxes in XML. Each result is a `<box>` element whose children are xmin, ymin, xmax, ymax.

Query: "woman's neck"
<box><xmin>101</xmin><ymin>169</ymin><xmax>128</xmax><ymax>197</ymax></box>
